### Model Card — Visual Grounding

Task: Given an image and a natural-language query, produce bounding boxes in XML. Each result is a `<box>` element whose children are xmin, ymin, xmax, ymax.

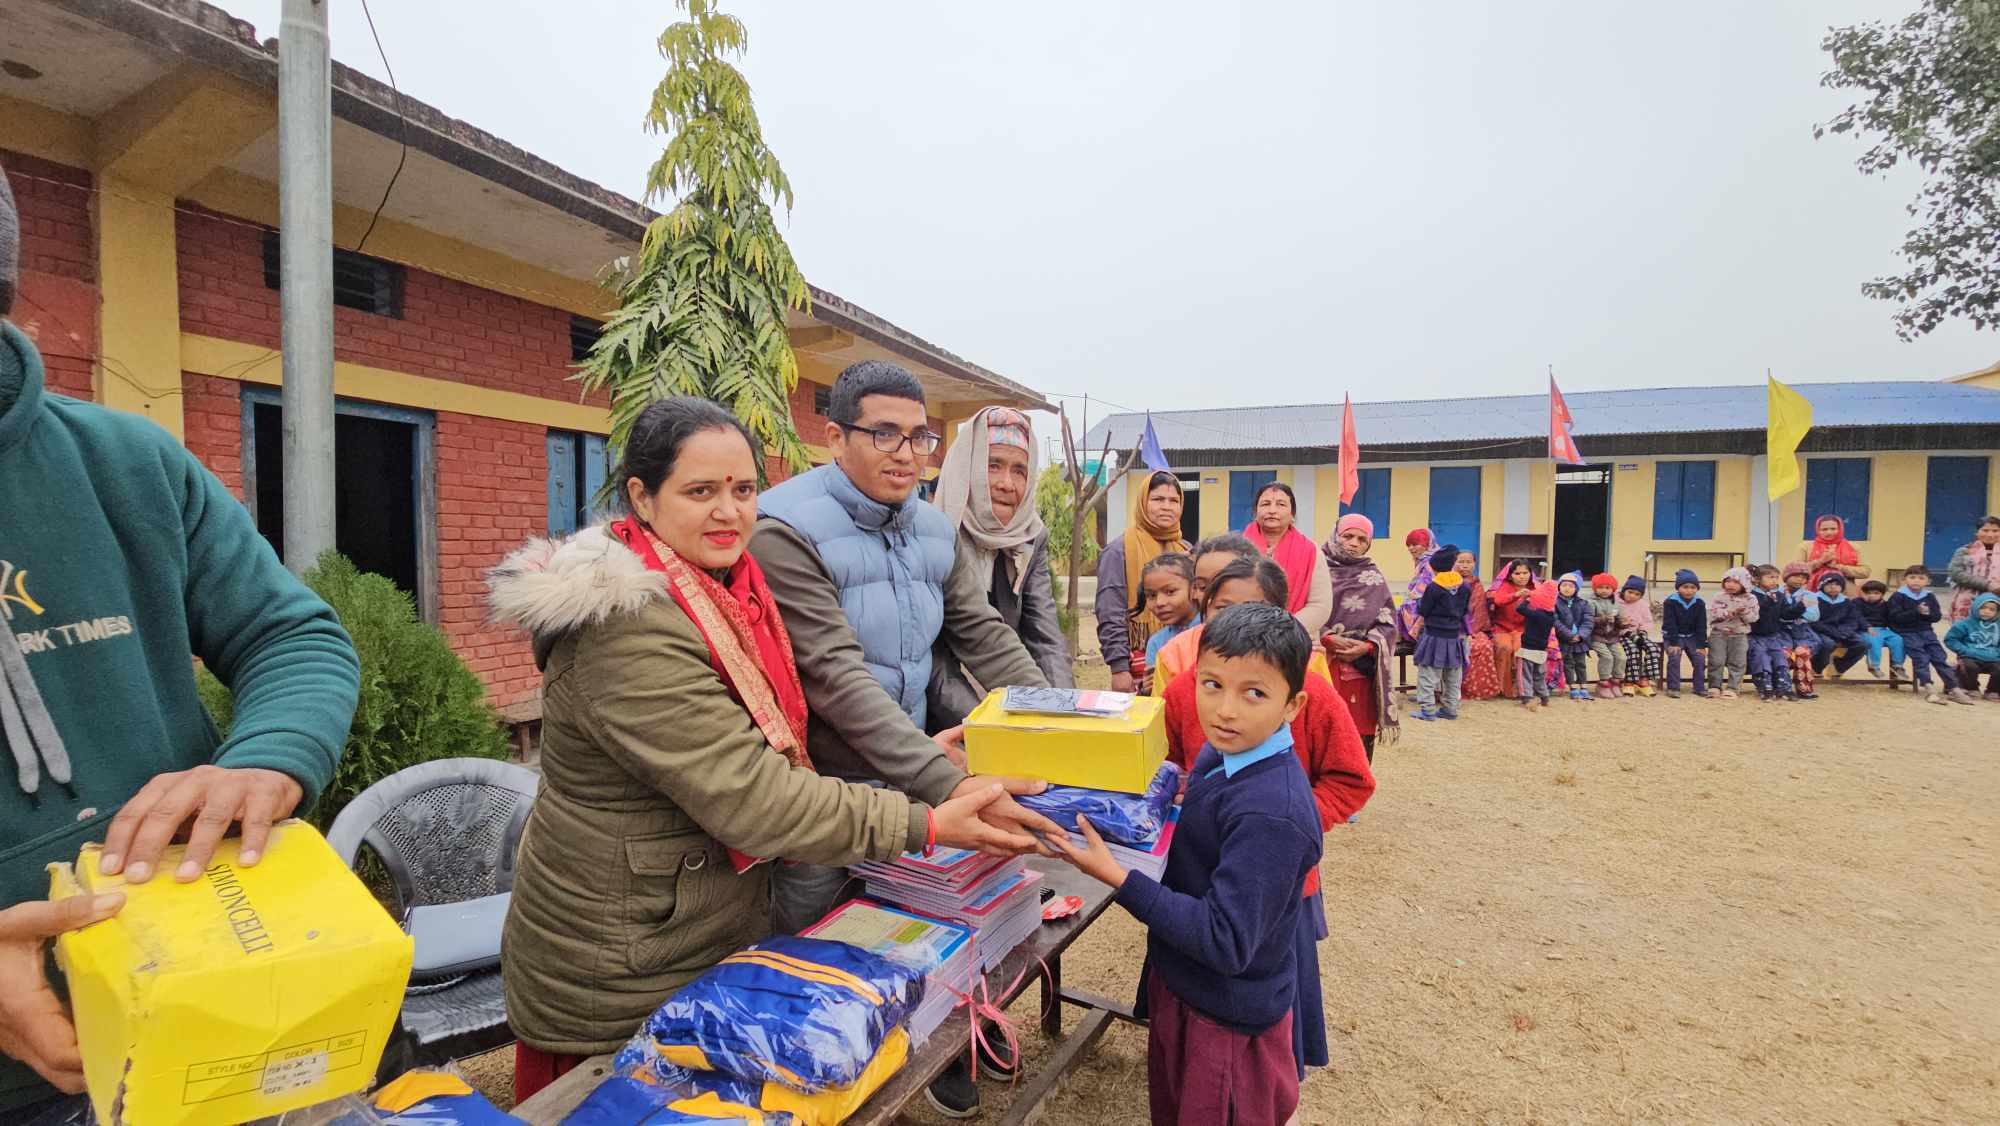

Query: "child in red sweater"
<box><xmin>1162</xmin><ymin>598</ymin><xmax>1374</xmax><ymax>1080</ymax></box>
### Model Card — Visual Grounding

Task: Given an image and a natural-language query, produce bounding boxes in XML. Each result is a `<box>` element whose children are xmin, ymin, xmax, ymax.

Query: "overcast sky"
<box><xmin>236</xmin><ymin>0</ymin><xmax>1999</xmax><ymax>420</ymax></box>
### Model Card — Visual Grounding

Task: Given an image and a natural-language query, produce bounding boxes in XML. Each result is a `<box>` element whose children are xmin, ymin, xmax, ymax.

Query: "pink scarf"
<box><xmin>1248</xmin><ymin>522</ymin><xmax>1317</xmax><ymax>614</ymax></box>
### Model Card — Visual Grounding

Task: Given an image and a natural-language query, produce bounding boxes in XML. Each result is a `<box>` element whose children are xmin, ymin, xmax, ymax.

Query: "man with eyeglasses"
<box><xmin>751</xmin><ymin>360</ymin><xmax>1061</xmax><ymax>1117</ymax></box>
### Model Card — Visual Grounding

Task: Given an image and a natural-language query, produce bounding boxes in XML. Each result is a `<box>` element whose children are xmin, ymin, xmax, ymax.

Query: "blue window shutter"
<box><xmin>1653</xmin><ymin>462</ymin><xmax>1684</xmax><ymax>539</ymax></box>
<box><xmin>1684</xmin><ymin>461</ymin><xmax>1715</xmax><ymax>539</ymax></box>
<box><xmin>582</xmin><ymin>433</ymin><xmax>608</xmax><ymax>526</ymax></box>
<box><xmin>1340</xmin><ymin>468</ymin><xmax>1391</xmax><ymax>537</ymax></box>
<box><xmin>547</xmin><ymin>431</ymin><xmax>578</xmax><ymax>535</ymax></box>
<box><xmin>1427</xmin><ymin>466</ymin><xmax>1481</xmax><ymax>553</ymax></box>
<box><xmin>1228</xmin><ymin>470</ymin><xmax>1275</xmax><ymax>532</ymax></box>
<box><xmin>1804</xmin><ymin>458</ymin><xmax>1872</xmax><ymax>541</ymax></box>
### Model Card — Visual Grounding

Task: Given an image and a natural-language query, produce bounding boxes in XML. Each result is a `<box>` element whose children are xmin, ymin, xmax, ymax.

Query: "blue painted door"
<box><xmin>1428</xmin><ymin>466</ymin><xmax>1482</xmax><ymax>556</ymax></box>
<box><xmin>1925</xmin><ymin>456</ymin><xmax>1989</xmax><ymax>569</ymax></box>
<box><xmin>547</xmin><ymin>431</ymin><xmax>579</xmax><ymax>535</ymax></box>
<box><xmin>1228</xmin><ymin>470</ymin><xmax>1276</xmax><ymax>532</ymax></box>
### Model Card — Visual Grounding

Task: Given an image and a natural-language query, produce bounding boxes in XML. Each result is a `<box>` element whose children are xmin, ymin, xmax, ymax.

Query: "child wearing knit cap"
<box><xmin>1585</xmin><ymin>573</ymin><xmax>1628</xmax><ymax>700</ymax></box>
<box><xmin>1659</xmin><ymin>569</ymin><xmax>1709</xmax><ymax>698</ymax></box>
<box><xmin>1616</xmin><ymin>576</ymin><xmax>1661</xmax><ymax>697</ymax></box>
<box><xmin>1552</xmin><ymin>572</ymin><xmax>1594</xmax><ymax>701</ymax></box>
<box><xmin>1706</xmin><ymin>567</ymin><xmax>1759</xmax><ymax>697</ymax></box>
<box><xmin>1515</xmin><ymin>579</ymin><xmax>1558</xmax><ymax>708</ymax></box>
<box><xmin>1410</xmin><ymin>545</ymin><xmax>1472</xmax><ymax>721</ymax></box>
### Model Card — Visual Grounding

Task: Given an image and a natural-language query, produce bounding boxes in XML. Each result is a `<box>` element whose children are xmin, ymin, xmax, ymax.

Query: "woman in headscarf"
<box><xmin>1794</xmin><ymin>514</ymin><xmax>1869</xmax><ymax>590</ymax></box>
<box><xmin>1457</xmin><ymin>551</ymin><xmax>1503</xmax><ymax>699</ymax></box>
<box><xmin>1396</xmin><ymin>528</ymin><xmax>1437</xmax><ymax>645</ymax></box>
<box><xmin>1487</xmin><ymin>558</ymin><xmax>1536</xmax><ymax>698</ymax></box>
<box><xmin>1947</xmin><ymin>515</ymin><xmax>2000</xmax><ymax>622</ymax></box>
<box><xmin>1321</xmin><ymin>514</ymin><xmax>1399</xmax><ymax>758</ymax></box>
<box><xmin>1244</xmin><ymin>480</ymin><xmax>1333</xmax><ymax>636</ymax></box>
<box><xmin>928</xmin><ymin>407</ymin><xmax>1075</xmax><ymax>729</ymax></box>
<box><xmin>1095</xmin><ymin>470</ymin><xmax>1189</xmax><ymax>692</ymax></box>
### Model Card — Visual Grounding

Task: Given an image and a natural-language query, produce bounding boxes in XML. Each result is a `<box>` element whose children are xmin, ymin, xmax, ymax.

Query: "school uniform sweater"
<box><xmin>1517</xmin><ymin>604</ymin><xmax>1556</xmax><ymax>652</ymax></box>
<box><xmin>1115</xmin><ymin>736</ymin><xmax>1321</xmax><ymax>1034</ymax></box>
<box><xmin>1885</xmin><ymin>589</ymin><xmax>1945</xmax><ymax>636</ymax></box>
<box><xmin>1749</xmin><ymin>588</ymin><xmax>1800</xmax><ymax>639</ymax></box>
<box><xmin>1810</xmin><ymin>595</ymin><xmax>1865</xmax><ymax>647</ymax></box>
<box><xmin>1159</xmin><ymin>667</ymin><xmax>1373</xmax><ymax>897</ymax></box>
<box><xmin>1856</xmin><ymin>597</ymin><xmax>1891</xmax><ymax>630</ymax></box>
<box><xmin>1660</xmin><ymin>595</ymin><xmax>1708</xmax><ymax>646</ymax></box>
<box><xmin>1413</xmin><ymin>580</ymin><xmax>1471</xmax><ymax>639</ymax></box>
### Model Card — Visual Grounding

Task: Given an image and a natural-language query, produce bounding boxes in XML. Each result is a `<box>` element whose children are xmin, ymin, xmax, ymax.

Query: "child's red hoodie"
<box><xmin>1161</xmin><ymin>665</ymin><xmax>1375</xmax><ymax>897</ymax></box>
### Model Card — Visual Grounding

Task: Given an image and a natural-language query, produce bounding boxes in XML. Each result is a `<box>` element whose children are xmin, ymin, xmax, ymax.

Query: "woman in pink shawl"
<box><xmin>1396</xmin><ymin>528</ymin><xmax>1437</xmax><ymax>644</ymax></box>
<box><xmin>1948</xmin><ymin>515</ymin><xmax>2000</xmax><ymax>621</ymax></box>
<box><xmin>1245</xmin><ymin>480</ymin><xmax>1333</xmax><ymax>636</ymax></box>
<box><xmin>1456</xmin><ymin>552</ymin><xmax>1503</xmax><ymax>699</ymax></box>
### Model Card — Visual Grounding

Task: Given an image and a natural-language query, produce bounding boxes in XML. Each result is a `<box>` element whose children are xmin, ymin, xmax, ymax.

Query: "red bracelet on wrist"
<box><xmin>924</xmin><ymin>809</ymin><xmax>937</xmax><ymax>856</ymax></box>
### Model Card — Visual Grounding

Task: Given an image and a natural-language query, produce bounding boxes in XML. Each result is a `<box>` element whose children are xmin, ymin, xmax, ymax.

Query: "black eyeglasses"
<box><xmin>838</xmin><ymin>422</ymin><xmax>942</xmax><ymax>456</ymax></box>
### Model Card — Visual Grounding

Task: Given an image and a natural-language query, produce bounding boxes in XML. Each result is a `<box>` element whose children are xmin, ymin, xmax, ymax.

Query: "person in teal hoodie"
<box><xmin>1944</xmin><ymin>592</ymin><xmax>2000</xmax><ymax>698</ymax></box>
<box><xmin>0</xmin><ymin>164</ymin><xmax>360</xmax><ymax>1115</ymax></box>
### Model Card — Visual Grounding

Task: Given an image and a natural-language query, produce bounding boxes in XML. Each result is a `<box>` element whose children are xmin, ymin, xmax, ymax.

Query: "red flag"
<box><xmin>1548</xmin><ymin>377</ymin><xmax>1586</xmax><ymax>466</ymax></box>
<box><xmin>1338</xmin><ymin>394</ymin><xmax>1361</xmax><ymax>504</ymax></box>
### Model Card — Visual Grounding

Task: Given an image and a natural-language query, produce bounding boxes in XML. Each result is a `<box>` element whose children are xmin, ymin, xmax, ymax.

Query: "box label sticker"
<box><xmin>260</xmin><ymin>1048</ymin><xmax>328</xmax><ymax>1095</ymax></box>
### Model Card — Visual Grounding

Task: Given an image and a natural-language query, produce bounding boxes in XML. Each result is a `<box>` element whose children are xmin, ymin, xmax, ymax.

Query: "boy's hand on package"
<box><xmin>98</xmin><ymin>765</ymin><xmax>304</xmax><ymax>883</ymax></box>
<box><xmin>1053</xmin><ymin>815</ymin><xmax>1128</xmax><ymax>888</ymax></box>
<box><xmin>0</xmin><ymin>893</ymin><xmax>124</xmax><ymax>1093</ymax></box>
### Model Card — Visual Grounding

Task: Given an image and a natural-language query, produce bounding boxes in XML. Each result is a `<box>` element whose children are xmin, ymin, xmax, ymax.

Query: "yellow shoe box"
<box><xmin>963</xmin><ymin>689</ymin><xmax>1168</xmax><ymax>793</ymax></box>
<box><xmin>48</xmin><ymin>820</ymin><xmax>413</xmax><ymax>1126</ymax></box>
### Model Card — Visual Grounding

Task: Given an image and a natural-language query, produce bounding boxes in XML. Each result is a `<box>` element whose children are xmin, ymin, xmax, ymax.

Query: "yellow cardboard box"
<box><xmin>963</xmin><ymin>690</ymin><xmax>1167</xmax><ymax>793</ymax></box>
<box><xmin>48</xmin><ymin>820</ymin><xmax>413</xmax><ymax>1126</ymax></box>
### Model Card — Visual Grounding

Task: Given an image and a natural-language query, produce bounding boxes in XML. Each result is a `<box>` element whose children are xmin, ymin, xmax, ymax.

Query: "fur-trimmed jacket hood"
<box><xmin>488</xmin><ymin>525</ymin><xmax>665</xmax><ymax>665</ymax></box>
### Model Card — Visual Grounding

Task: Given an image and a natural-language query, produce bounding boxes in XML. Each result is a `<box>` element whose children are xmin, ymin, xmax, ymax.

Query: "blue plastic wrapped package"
<box><xmin>1016</xmin><ymin>760</ymin><xmax>1183</xmax><ymax>846</ymax></box>
<box><xmin>372</xmin><ymin>1069</ymin><xmax>520</xmax><ymax>1124</ymax></box>
<box><xmin>619</xmin><ymin>935</ymin><xmax>923</xmax><ymax>1094</ymax></box>
<box><xmin>559</xmin><ymin>1074</ymin><xmax>793</xmax><ymax>1125</ymax></box>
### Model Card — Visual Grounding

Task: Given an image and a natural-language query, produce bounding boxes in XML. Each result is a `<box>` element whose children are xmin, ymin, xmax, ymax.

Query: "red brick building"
<box><xmin>1</xmin><ymin>0</ymin><xmax>1047</xmax><ymax>708</ymax></box>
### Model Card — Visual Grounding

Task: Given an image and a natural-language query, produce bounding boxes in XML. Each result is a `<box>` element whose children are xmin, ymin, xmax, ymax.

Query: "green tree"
<box><xmin>1819</xmin><ymin>1</ymin><xmax>2000</xmax><ymax>339</ymax></box>
<box><xmin>1036</xmin><ymin>463</ymin><xmax>1098</xmax><ymax>578</ymax></box>
<box><xmin>576</xmin><ymin>0</ymin><xmax>810</xmax><ymax>471</ymax></box>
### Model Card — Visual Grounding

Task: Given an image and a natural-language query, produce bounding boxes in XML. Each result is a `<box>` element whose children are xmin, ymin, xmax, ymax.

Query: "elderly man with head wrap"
<box><xmin>0</xmin><ymin>161</ymin><xmax>360</xmax><ymax>1117</ymax></box>
<box><xmin>927</xmin><ymin>407</ymin><xmax>1075</xmax><ymax>729</ymax></box>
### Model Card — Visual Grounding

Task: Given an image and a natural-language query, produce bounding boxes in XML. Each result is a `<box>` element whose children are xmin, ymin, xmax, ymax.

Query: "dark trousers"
<box><xmin>1955</xmin><ymin>656</ymin><xmax>1999</xmax><ymax>694</ymax></box>
<box><xmin>1748</xmin><ymin>635</ymin><xmax>1794</xmax><ymax>694</ymax></box>
<box><xmin>1810</xmin><ymin>634</ymin><xmax>1868</xmax><ymax>674</ymax></box>
<box><xmin>1903</xmin><ymin>632</ymin><xmax>1957</xmax><ymax>689</ymax></box>
<box><xmin>1663</xmin><ymin>640</ymin><xmax>1707</xmax><ymax>693</ymax></box>
<box><xmin>1360</xmin><ymin>732</ymin><xmax>1376</xmax><ymax>764</ymax></box>
<box><xmin>1560</xmin><ymin>641</ymin><xmax>1589</xmax><ymax>687</ymax></box>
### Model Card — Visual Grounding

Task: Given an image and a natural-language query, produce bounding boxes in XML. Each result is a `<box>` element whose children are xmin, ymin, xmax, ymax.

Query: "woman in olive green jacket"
<box><xmin>488</xmin><ymin>398</ymin><xmax>1028</xmax><ymax>1096</ymax></box>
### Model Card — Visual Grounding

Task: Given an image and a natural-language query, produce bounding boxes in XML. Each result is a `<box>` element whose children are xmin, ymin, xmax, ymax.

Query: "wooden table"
<box><xmin>514</xmin><ymin>858</ymin><xmax>1133</xmax><ymax>1126</ymax></box>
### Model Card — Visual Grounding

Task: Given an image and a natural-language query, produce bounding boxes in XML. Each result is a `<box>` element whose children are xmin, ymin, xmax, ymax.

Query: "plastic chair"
<box><xmin>326</xmin><ymin>757</ymin><xmax>540</xmax><ymax>1076</ymax></box>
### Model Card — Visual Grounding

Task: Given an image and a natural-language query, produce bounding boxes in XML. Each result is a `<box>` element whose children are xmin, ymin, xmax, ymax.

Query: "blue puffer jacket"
<box><xmin>1553</xmin><ymin>572</ymin><xmax>1594</xmax><ymax>645</ymax></box>
<box><xmin>759</xmin><ymin>464</ymin><xmax>955</xmax><ymax>728</ymax></box>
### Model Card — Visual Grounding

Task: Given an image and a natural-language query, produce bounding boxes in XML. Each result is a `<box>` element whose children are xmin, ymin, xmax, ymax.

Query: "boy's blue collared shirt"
<box><xmin>1203</xmin><ymin>724</ymin><xmax>1295</xmax><ymax>779</ymax></box>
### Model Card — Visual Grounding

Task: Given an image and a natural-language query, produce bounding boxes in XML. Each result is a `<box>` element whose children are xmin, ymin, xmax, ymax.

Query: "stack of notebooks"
<box><xmin>1062</xmin><ymin>804</ymin><xmax>1180</xmax><ymax>882</ymax></box>
<box><xmin>803</xmin><ymin>899</ymin><xmax>975</xmax><ymax>1046</ymax></box>
<box><xmin>852</xmin><ymin>848</ymin><xmax>1044</xmax><ymax>972</ymax></box>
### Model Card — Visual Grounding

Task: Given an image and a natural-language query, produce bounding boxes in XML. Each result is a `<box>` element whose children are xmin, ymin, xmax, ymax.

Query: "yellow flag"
<box><xmin>1766</xmin><ymin>375</ymin><xmax>1814</xmax><ymax>501</ymax></box>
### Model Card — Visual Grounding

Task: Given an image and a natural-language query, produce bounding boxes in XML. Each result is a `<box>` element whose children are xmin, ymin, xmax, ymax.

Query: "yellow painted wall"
<box><xmin>1197</xmin><ymin>469</ymin><xmax>1231</xmax><ymax>540</ymax></box>
<box><xmin>94</xmin><ymin>180</ymin><xmax>185</xmax><ymax>438</ymax></box>
<box><xmin>1310</xmin><ymin>467</ymin><xmax>1339</xmax><ymax>543</ymax></box>
<box><xmin>1602</xmin><ymin>457</ymin><xmax>1753</xmax><ymax>581</ymax></box>
<box><xmin>1381</xmin><ymin>466</ymin><xmax>1431</xmax><ymax>586</ymax></box>
<box><xmin>1477</xmin><ymin>464</ymin><xmax>1503</xmax><ymax>576</ymax></box>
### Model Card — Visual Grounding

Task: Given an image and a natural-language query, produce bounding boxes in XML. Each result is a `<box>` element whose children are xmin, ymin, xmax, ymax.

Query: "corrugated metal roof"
<box><xmin>1081</xmin><ymin>382</ymin><xmax>2000</xmax><ymax>455</ymax></box>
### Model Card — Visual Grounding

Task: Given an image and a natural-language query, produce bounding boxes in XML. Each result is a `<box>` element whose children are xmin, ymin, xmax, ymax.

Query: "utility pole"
<box><xmin>278</xmin><ymin>0</ymin><xmax>336</xmax><ymax>571</ymax></box>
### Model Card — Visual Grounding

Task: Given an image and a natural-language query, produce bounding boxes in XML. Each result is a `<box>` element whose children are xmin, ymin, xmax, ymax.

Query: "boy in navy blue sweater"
<box><xmin>1660</xmin><ymin>569</ymin><xmax>1708</xmax><ymax>698</ymax></box>
<box><xmin>1058</xmin><ymin>602</ymin><xmax>1320</xmax><ymax>1126</ymax></box>
<box><xmin>1808</xmin><ymin>573</ymin><xmax>1867</xmax><ymax>678</ymax></box>
<box><xmin>1748</xmin><ymin>566</ymin><xmax>1802</xmax><ymax>701</ymax></box>
<box><xmin>1886</xmin><ymin>565</ymin><xmax>1974</xmax><ymax>704</ymax></box>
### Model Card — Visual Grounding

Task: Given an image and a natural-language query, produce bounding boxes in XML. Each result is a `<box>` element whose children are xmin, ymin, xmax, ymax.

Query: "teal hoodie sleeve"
<box><xmin>1944</xmin><ymin>616</ymin><xmax>1975</xmax><ymax>657</ymax></box>
<box><xmin>178</xmin><ymin>449</ymin><xmax>359</xmax><ymax>808</ymax></box>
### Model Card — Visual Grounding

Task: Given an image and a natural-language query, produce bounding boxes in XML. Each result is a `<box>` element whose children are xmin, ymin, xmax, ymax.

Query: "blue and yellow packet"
<box><xmin>1016</xmin><ymin>761</ymin><xmax>1183</xmax><ymax>846</ymax></box>
<box><xmin>621</xmin><ymin>936</ymin><xmax>922</xmax><ymax>1094</ymax></box>
<box><xmin>566</xmin><ymin>1027</ymin><xmax>908</xmax><ymax>1126</ymax></box>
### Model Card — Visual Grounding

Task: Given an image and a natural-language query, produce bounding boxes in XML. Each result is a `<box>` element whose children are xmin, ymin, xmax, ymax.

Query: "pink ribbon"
<box><xmin>949</xmin><ymin>950</ymin><xmax>1052</xmax><ymax>1082</ymax></box>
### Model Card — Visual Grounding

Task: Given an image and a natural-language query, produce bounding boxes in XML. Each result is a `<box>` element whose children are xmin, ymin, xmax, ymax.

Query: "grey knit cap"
<box><xmin>0</xmin><ymin>161</ymin><xmax>16</xmax><ymax>314</ymax></box>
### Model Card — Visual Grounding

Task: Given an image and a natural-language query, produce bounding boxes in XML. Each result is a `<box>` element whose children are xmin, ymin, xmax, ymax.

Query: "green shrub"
<box><xmin>197</xmin><ymin>551</ymin><xmax>508</xmax><ymax>828</ymax></box>
<box><xmin>1036</xmin><ymin>464</ymin><xmax>1099</xmax><ymax>577</ymax></box>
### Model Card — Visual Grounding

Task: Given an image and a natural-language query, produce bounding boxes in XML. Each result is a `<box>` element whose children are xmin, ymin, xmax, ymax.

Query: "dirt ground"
<box><xmin>465</xmin><ymin>624</ymin><xmax>2000</xmax><ymax>1123</ymax></box>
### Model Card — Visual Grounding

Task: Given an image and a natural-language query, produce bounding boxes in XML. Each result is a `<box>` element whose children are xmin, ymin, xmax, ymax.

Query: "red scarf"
<box><xmin>1805</xmin><ymin>515</ymin><xmax>1860</xmax><ymax>590</ymax></box>
<box><xmin>610</xmin><ymin>519</ymin><xmax>811</xmax><ymax>870</ymax></box>
<box><xmin>1248</xmin><ymin>522</ymin><xmax>1316</xmax><ymax>614</ymax></box>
